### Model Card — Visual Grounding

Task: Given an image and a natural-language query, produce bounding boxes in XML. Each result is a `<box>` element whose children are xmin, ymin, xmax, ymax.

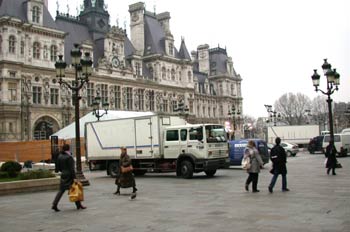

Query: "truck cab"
<box><xmin>163</xmin><ymin>124</ymin><xmax>229</xmax><ymax>178</ymax></box>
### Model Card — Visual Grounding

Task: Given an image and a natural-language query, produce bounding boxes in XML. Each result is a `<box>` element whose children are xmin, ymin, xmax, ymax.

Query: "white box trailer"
<box><xmin>267</xmin><ymin>124</ymin><xmax>320</xmax><ymax>146</ymax></box>
<box><xmin>85</xmin><ymin>114</ymin><xmax>229</xmax><ymax>178</ymax></box>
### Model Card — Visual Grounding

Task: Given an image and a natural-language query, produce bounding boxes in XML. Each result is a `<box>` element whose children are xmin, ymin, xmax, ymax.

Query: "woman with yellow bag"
<box><xmin>114</xmin><ymin>147</ymin><xmax>137</xmax><ymax>199</ymax></box>
<box><xmin>52</xmin><ymin>144</ymin><xmax>86</xmax><ymax>212</ymax></box>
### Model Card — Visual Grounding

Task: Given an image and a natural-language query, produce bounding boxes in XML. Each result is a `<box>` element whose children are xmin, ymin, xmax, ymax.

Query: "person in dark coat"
<box><xmin>114</xmin><ymin>147</ymin><xmax>137</xmax><ymax>199</ymax></box>
<box><xmin>52</xmin><ymin>144</ymin><xmax>86</xmax><ymax>212</ymax></box>
<box><xmin>244</xmin><ymin>140</ymin><xmax>264</xmax><ymax>193</ymax></box>
<box><xmin>325</xmin><ymin>140</ymin><xmax>337</xmax><ymax>175</ymax></box>
<box><xmin>268</xmin><ymin>137</ymin><xmax>290</xmax><ymax>193</ymax></box>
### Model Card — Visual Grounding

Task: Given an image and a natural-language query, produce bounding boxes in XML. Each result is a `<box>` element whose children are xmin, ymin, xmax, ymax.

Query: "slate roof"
<box><xmin>143</xmin><ymin>12</ymin><xmax>190</xmax><ymax>60</ymax></box>
<box><xmin>193</xmin><ymin>71</ymin><xmax>208</xmax><ymax>94</ymax></box>
<box><xmin>144</xmin><ymin>13</ymin><xmax>166</xmax><ymax>55</ymax></box>
<box><xmin>178</xmin><ymin>39</ymin><xmax>191</xmax><ymax>60</ymax></box>
<box><xmin>55</xmin><ymin>17</ymin><xmax>92</xmax><ymax>65</ymax></box>
<box><xmin>209</xmin><ymin>47</ymin><xmax>228</xmax><ymax>75</ymax></box>
<box><xmin>0</xmin><ymin>0</ymin><xmax>58</xmax><ymax>30</ymax></box>
<box><xmin>124</xmin><ymin>37</ymin><xmax>136</xmax><ymax>57</ymax></box>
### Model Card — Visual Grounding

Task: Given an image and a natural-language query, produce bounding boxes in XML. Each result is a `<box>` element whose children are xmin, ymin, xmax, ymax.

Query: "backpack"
<box><xmin>241</xmin><ymin>155</ymin><xmax>251</xmax><ymax>170</ymax></box>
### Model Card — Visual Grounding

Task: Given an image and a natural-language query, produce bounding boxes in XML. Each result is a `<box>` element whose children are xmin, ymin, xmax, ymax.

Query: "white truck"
<box><xmin>85</xmin><ymin>114</ymin><xmax>229</xmax><ymax>179</ymax></box>
<box><xmin>322</xmin><ymin>133</ymin><xmax>350</xmax><ymax>157</ymax></box>
<box><xmin>267</xmin><ymin>124</ymin><xmax>320</xmax><ymax>146</ymax></box>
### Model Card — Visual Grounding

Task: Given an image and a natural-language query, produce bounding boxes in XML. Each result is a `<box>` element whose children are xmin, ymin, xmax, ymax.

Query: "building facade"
<box><xmin>0</xmin><ymin>0</ymin><xmax>242</xmax><ymax>142</ymax></box>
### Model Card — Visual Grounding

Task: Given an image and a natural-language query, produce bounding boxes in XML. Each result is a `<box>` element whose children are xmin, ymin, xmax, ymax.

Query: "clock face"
<box><xmin>111</xmin><ymin>56</ymin><xmax>120</xmax><ymax>68</ymax></box>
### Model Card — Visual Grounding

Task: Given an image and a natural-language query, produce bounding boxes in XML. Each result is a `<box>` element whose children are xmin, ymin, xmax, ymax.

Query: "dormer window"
<box><xmin>171</xmin><ymin>69</ymin><xmax>175</xmax><ymax>81</ymax></box>
<box><xmin>50</xmin><ymin>45</ymin><xmax>57</xmax><ymax>61</ymax></box>
<box><xmin>168</xmin><ymin>43</ymin><xmax>173</xmax><ymax>56</ymax></box>
<box><xmin>9</xmin><ymin>35</ymin><xmax>16</xmax><ymax>54</ymax></box>
<box><xmin>187</xmin><ymin>71</ymin><xmax>192</xmax><ymax>82</ymax></box>
<box><xmin>135</xmin><ymin>62</ymin><xmax>141</xmax><ymax>76</ymax></box>
<box><xmin>32</xmin><ymin>6</ymin><xmax>40</xmax><ymax>23</ymax></box>
<box><xmin>0</xmin><ymin>35</ymin><xmax>2</xmax><ymax>53</ymax></box>
<box><xmin>20</xmin><ymin>41</ymin><xmax>25</xmax><ymax>55</ymax></box>
<box><xmin>33</xmin><ymin>42</ymin><xmax>40</xmax><ymax>59</ymax></box>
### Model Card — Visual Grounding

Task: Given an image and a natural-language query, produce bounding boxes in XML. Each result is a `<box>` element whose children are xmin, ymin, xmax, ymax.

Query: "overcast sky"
<box><xmin>49</xmin><ymin>0</ymin><xmax>350</xmax><ymax>119</ymax></box>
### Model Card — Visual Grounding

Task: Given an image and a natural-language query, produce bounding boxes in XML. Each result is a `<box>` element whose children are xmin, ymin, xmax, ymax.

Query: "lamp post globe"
<box><xmin>311</xmin><ymin>59</ymin><xmax>340</xmax><ymax>143</ymax></box>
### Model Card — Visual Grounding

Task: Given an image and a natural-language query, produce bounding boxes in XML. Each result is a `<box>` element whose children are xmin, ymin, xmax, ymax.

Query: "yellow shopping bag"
<box><xmin>68</xmin><ymin>181</ymin><xmax>84</xmax><ymax>202</ymax></box>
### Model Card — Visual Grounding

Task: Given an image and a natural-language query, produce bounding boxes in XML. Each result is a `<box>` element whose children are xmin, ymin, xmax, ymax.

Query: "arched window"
<box><xmin>162</xmin><ymin>67</ymin><xmax>166</xmax><ymax>80</ymax></box>
<box><xmin>32</xmin><ymin>6</ymin><xmax>40</xmax><ymax>23</ymax></box>
<box><xmin>9</xmin><ymin>35</ymin><xmax>16</xmax><ymax>54</ymax></box>
<box><xmin>50</xmin><ymin>45</ymin><xmax>57</xmax><ymax>61</ymax></box>
<box><xmin>33</xmin><ymin>42</ymin><xmax>40</xmax><ymax>59</ymax></box>
<box><xmin>149</xmin><ymin>67</ymin><xmax>154</xmax><ymax>80</ymax></box>
<box><xmin>171</xmin><ymin>69</ymin><xmax>175</xmax><ymax>81</ymax></box>
<box><xmin>0</xmin><ymin>35</ymin><xmax>2</xmax><ymax>53</ymax></box>
<box><xmin>20</xmin><ymin>41</ymin><xmax>25</xmax><ymax>55</ymax></box>
<box><xmin>43</xmin><ymin>46</ymin><xmax>48</xmax><ymax>60</ymax></box>
<box><xmin>188</xmin><ymin>71</ymin><xmax>192</xmax><ymax>82</ymax></box>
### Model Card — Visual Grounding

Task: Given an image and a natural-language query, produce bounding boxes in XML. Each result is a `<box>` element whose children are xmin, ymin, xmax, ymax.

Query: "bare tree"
<box><xmin>274</xmin><ymin>93</ymin><xmax>312</xmax><ymax>125</ymax></box>
<box><xmin>243</xmin><ymin>115</ymin><xmax>257</xmax><ymax>138</ymax></box>
<box><xmin>311</xmin><ymin>96</ymin><xmax>328</xmax><ymax>116</ymax></box>
<box><xmin>310</xmin><ymin>96</ymin><xmax>328</xmax><ymax>130</ymax></box>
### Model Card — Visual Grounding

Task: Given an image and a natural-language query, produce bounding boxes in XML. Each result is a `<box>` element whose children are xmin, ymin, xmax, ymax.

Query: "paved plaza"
<box><xmin>0</xmin><ymin>151</ymin><xmax>349</xmax><ymax>232</ymax></box>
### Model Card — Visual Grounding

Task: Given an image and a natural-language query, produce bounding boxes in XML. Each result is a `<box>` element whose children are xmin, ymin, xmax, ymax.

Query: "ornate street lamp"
<box><xmin>311</xmin><ymin>58</ymin><xmax>340</xmax><ymax>142</ymax></box>
<box><xmin>174</xmin><ymin>100</ymin><xmax>189</xmax><ymax>121</ymax></box>
<box><xmin>55</xmin><ymin>43</ymin><xmax>92</xmax><ymax>186</ymax></box>
<box><xmin>228</xmin><ymin>105</ymin><xmax>240</xmax><ymax>139</ymax></box>
<box><xmin>92</xmin><ymin>90</ymin><xmax>109</xmax><ymax>121</ymax></box>
<box><xmin>264</xmin><ymin>104</ymin><xmax>280</xmax><ymax>126</ymax></box>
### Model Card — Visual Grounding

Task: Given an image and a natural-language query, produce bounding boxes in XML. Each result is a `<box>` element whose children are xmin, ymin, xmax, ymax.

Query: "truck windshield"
<box><xmin>324</xmin><ymin>135</ymin><xmax>341</xmax><ymax>143</ymax></box>
<box><xmin>205</xmin><ymin>125</ymin><xmax>227</xmax><ymax>143</ymax></box>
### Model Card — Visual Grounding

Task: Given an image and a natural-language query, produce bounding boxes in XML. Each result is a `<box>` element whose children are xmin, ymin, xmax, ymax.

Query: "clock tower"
<box><xmin>80</xmin><ymin>0</ymin><xmax>110</xmax><ymax>36</ymax></box>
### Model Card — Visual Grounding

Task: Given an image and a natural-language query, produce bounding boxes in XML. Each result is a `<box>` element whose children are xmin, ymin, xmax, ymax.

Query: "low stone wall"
<box><xmin>0</xmin><ymin>177</ymin><xmax>60</xmax><ymax>195</ymax></box>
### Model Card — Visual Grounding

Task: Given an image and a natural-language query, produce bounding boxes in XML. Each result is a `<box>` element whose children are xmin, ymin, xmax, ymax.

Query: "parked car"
<box><xmin>307</xmin><ymin>135</ymin><xmax>325</xmax><ymax>154</ymax></box>
<box><xmin>280</xmin><ymin>142</ymin><xmax>299</xmax><ymax>157</ymax></box>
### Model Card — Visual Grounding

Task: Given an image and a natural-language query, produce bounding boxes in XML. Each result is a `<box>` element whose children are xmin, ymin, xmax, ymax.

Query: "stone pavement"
<box><xmin>0</xmin><ymin>151</ymin><xmax>349</xmax><ymax>232</ymax></box>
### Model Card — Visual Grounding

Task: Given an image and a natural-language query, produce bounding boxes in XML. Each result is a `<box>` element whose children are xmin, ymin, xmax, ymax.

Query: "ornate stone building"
<box><xmin>0</xmin><ymin>0</ymin><xmax>242</xmax><ymax>141</ymax></box>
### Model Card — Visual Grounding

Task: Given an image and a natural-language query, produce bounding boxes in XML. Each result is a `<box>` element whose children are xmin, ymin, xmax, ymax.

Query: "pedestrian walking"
<box><xmin>325</xmin><ymin>140</ymin><xmax>337</xmax><ymax>175</ymax></box>
<box><xmin>244</xmin><ymin>140</ymin><xmax>264</xmax><ymax>192</ymax></box>
<box><xmin>114</xmin><ymin>147</ymin><xmax>138</xmax><ymax>199</ymax></box>
<box><xmin>268</xmin><ymin>137</ymin><xmax>290</xmax><ymax>193</ymax></box>
<box><xmin>52</xmin><ymin>144</ymin><xmax>86</xmax><ymax>212</ymax></box>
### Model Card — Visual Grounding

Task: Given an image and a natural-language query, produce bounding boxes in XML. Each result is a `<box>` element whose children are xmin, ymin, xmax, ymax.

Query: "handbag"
<box><xmin>241</xmin><ymin>156</ymin><xmax>251</xmax><ymax>170</ymax></box>
<box><xmin>121</xmin><ymin>165</ymin><xmax>134</xmax><ymax>173</ymax></box>
<box><xmin>68</xmin><ymin>181</ymin><xmax>84</xmax><ymax>202</ymax></box>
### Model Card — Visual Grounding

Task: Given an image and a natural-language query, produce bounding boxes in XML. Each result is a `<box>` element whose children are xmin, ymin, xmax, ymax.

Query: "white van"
<box><xmin>322</xmin><ymin>133</ymin><xmax>350</xmax><ymax>156</ymax></box>
<box><xmin>341</xmin><ymin>128</ymin><xmax>350</xmax><ymax>134</ymax></box>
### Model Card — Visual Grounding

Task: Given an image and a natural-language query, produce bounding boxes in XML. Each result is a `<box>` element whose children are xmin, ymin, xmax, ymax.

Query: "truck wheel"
<box><xmin>180</xmin><ymin>160</ymin><xmax>193</xmax><ymax>179</ymax></box>
<box><xmin>108</xmin><ymin>161</ymin><xmax>119</xmax><ymax>178</ymax></box>
<box><xmin>205</xmin><ymin>170</ymin><xmax>216</xmax><ymax>177</ymax></box>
